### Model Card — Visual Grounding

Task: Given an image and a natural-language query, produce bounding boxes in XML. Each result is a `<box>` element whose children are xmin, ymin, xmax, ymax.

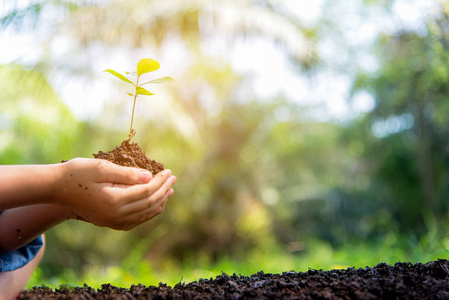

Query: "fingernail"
<box><xmin>138</xmin><ymin>170</ymin><xmax>152</xmax><ymax>183</ymax></box>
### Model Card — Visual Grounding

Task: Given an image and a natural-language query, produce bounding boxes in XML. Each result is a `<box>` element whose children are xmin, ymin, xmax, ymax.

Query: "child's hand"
<box><xmin>52</xmin><ymin>158</ymin><xmax>176</xmax><ymax>230</ymax></box>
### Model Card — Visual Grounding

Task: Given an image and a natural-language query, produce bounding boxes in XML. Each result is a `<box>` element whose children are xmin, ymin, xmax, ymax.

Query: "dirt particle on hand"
<box><xmin>79</xmin><ymin>183</ymin><xmax>83</xmax><ymax>188</ymax></box>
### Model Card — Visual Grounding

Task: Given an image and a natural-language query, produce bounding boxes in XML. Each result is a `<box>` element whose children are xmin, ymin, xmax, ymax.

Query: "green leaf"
<box><xmin>136</xmin><ymin>87</ymin><xmax>155</xmax><ymax>96</ymax></box>
<box><xmin>137</xmin><ymin>58</ymin><xmax>160</xmax><ymax>76</ymax></box>
<box><xmin>126</xmin><ymin>92</ymin><xmax>134</xmax><ymax>96</ymax></box>
<box><xmin>140</xmin><ymin>76</ymin><xmax>175</xmax><ymax>86</ymax></box>
<box><xmin>104</xmin><ymin>69</ymin><xmax>134</xmax><ymax>85</ymax></box>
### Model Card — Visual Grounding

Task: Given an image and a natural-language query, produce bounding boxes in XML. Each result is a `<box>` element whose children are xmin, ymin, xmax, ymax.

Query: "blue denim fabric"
<box><xmin>0</xmin><ymin>211</ymin><xmax>44</xmax><ymax>272</ymax></box>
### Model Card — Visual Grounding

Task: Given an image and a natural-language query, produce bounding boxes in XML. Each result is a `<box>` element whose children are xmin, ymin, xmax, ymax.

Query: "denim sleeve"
<box><xmin>0</xmin><ymin>211</ymin><xmax>44</xmax><ymax>272</ymax></box>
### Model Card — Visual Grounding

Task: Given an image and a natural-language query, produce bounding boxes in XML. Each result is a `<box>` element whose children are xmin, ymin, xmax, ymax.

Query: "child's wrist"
<box><xmin>54</xmin><ymin>205</ymin><xmax>78</xmax><ymax>220</ymax></box>
<box><xmin>45</xmin><ymin>162</ymin><xmax>68</xmax><ymax>206</ymax></box>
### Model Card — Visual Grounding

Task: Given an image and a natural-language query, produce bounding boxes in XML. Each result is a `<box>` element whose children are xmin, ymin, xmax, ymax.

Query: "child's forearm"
<box><xmin>0</xmin><ymin>164</ymin><xmax>60</xmax><ymax>210</ymax></box>
<box><xmin>0</xmin><ymin>205</ymin><xmax>74</xmax><ymax>255</ymax></box>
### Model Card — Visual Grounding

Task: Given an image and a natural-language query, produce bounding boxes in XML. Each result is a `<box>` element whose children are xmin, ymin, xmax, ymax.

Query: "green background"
<box><xmin>1</xmin><ymin>0</ymin><xmax>449</xmax><ymax>288</ymax></box>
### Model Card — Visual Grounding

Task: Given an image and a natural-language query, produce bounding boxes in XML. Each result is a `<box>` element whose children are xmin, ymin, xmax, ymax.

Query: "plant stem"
<box><xmin>130</xmin><ymin>94</ymin><xmax>137</xmax><ymax>134</ymax></box>
<box><xmin>129</xmin><ymin>76</ymin><xmax>140</xmax><ymax>136</ymax></box>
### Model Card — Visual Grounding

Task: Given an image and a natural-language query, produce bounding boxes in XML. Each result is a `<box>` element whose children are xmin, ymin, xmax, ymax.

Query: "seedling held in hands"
<box><xmin>104</xmin><ymin>58</ymin><xmax>174</xmax><ymax>140</ymax></box>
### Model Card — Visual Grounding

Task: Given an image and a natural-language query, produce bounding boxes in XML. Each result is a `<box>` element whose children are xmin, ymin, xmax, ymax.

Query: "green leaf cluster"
<box><xmin>104</xmin><ymin>58</ymin><xmax>174</xmax><ymax>138</ymax></box>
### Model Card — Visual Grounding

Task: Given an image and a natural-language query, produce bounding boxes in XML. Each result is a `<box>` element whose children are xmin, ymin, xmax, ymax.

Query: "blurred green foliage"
<box><xmin>1</xmin><ymin>0</ymin><xmax>449</xmax><ymax>289</ymax></box>
<box><xmin>0</xmin><ymin>65</ymin><xmax>83</xmax><ymax>163</ymax></box>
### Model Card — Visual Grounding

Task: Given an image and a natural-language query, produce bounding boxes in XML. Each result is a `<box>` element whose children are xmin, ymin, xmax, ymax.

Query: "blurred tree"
<box><xmin>0</xmin><ymin>64</ymin><xmax>83</xmax><ymax>164</ymax></box>
<box><xmin>351</xmin><ymin>5</ymin><xmax>449</xmax><ymax>234</ymax></box>
<box><xmin>60</xmin><ymin>0</ymin><xmax>314</xmax><ymax>65</ymax></box>
<box><xmin>263</xmin><ymin>1</ymin><xmax>449</xmax><ymax>250</ymax></box>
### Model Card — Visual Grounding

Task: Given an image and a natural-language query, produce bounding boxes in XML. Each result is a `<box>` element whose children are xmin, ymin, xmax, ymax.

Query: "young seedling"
<box><xmin>104</xmin><ymin>58</ymin><xmax>174</xmax><ymax>140</ymax></box>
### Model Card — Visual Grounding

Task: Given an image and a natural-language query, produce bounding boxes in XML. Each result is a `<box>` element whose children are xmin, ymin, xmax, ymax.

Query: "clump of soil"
<box><xmin>93</xmin><ymin>139</ymin><xmax>164</xmax><ymax>175</ymax></box>
<box><xmin>19</xmin><ymin>259</ymin><xmax>449</xmax><ymax>299</ymax></box>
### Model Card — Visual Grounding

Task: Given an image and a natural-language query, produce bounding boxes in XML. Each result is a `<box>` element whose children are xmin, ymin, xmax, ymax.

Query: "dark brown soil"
<box><xmin>93</xmin><ymin>139</ymin><xmax>164</xmax><ymax>175</ymax></box>
<box><xmin>19</xmin><ymin>259</ymin><xmax>449</xmax><ymax>299</ymax></box>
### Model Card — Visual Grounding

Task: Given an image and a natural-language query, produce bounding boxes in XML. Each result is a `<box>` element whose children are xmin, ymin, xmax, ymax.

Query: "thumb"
<box><xmin>101</xmin><ymin>163</ymin><xmax>153</xmax><ymax>185</ymax></box>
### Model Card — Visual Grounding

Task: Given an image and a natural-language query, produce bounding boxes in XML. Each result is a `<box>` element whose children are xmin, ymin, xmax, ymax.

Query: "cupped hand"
<box><xmin>52</xmin><ymin>158</ymin><xmax>176</xmax><ymax>230</ymax></box>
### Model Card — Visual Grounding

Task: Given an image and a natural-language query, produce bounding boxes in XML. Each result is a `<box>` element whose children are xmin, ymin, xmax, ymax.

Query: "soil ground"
<box><xmin>19</xmin><ymin>259</ymin><xmax>449</xmax><ymax>299</ymax></box>
<box><xmin>93</xmin><ymin>139</ymin><xmax>164</xmax><ymax>175</ymax></box>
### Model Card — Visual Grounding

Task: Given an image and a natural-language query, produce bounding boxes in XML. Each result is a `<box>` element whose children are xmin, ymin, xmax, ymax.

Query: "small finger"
<box><xmin>160</xmin><ymin>192</ymin><xmax>171</xmax><ymax>211</ymax></box>
<box><xmin>122</xmin><ymin>191</ymin><xmax>172</xmax><ymax>224</ymax></box>
<box><xmin>126</xmin><ymin>206</ymin><xmax>162</xmax><ymax>226</ymax></box>
<box><xmin>121</xmin><ymin>169</ymin><xmax>172</xmax><ymax>201</ymax></box>
<box><xmin>118</xmin><ymin>185</ymin><xmax>174</xmax><ymax>217</ymax></box>
<box><xmin>144</xmin><ymin>175</ymin><xmax>176</xmax><ymax>205</ymax></box>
